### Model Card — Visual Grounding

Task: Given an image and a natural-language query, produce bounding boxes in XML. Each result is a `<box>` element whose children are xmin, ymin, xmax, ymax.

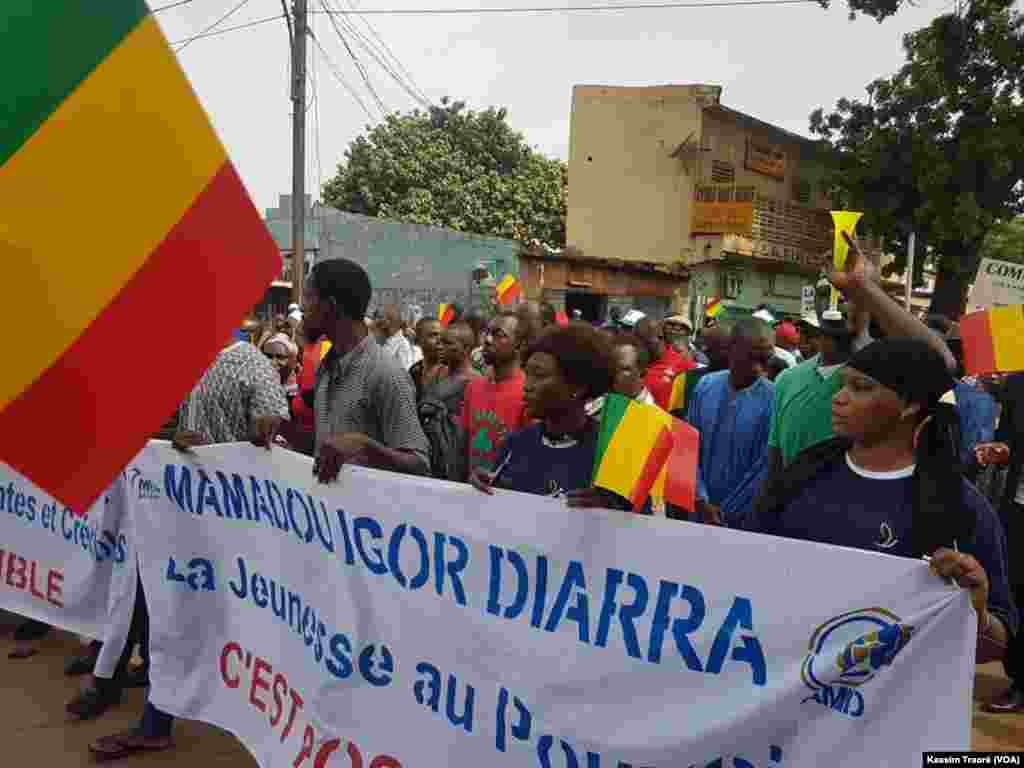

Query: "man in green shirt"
<box><xmin>766</xmin><ymin>237</ymin><xmax>953</xmax><ymax>476</ymax></box>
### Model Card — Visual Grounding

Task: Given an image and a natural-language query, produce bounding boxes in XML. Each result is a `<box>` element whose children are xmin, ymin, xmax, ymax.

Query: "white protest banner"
<box><xmin>0</xmin><ymin>463</ymin><xmax>133</xmax><ymax>639</ymax></box>
<box><xmin>968</xmin><ymin>258</ymin><xmax>1024</xmax><ymax>311</ymax></box>
<box><xmin>128</xmin><ymin>442</ymin><xmax>974</xmax><ymax>768</ymax></box>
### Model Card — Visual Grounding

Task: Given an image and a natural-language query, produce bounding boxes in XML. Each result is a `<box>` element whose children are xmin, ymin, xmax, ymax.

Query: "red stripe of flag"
<box><xmin>0</xmin><ymin>163</ymin><xmax>280</xmax><ymax>511</ymax></box>
<box><xmin>663</xmin><ymin>417</ymin><xmax>699</xmax><ymax>513</ymax></box>
<box><xmin>960</xmin><ymin>310</ymin><xmax>998</xmax><ymax>376</ymax></box>
<box><xmin>629</xmin><ymin>425</ymin><xmax>674</xmax><ymax>511</ymax></box>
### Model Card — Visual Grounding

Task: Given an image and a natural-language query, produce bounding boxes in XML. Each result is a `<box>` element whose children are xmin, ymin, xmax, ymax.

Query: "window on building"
<box><xmin>793</xmin><ymin>179</ymin><xmax>812</xmax><ymax>205</ymax></box>
<box><xmin>724</xmin><ymin>272</ymin><xmax>743</xmax><ymax>299</ymax></box>
<box><xmin>734</xmin><ymin>186</ymin><xmax>755</xmax><ymax>203</ymax></box>
<box><xmin>717</xmin><ymin>187</ymin><xmax>733</xmax><ymax>203</ymax></box>
<box><xmin>711</xmin><ymin>160</ymin><xmax>735</xmax><ymax>184</ymax></box>
<box><xmin>696</xmin><ymin>185</ymin><xmax>717</xmax><ymax>202</ymax></box>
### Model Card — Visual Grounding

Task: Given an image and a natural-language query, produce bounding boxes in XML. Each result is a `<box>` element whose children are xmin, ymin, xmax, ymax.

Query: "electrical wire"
<box><xmin>310</xmin><ymin>31</ymin><xmax>378</xmax><ymax>120</ymax></box>
<box><xmin>174</xmin><ymin>0</ymin><xmax>258</xmax><ymax>50</ymax></box>
<box><xmin>311</xmin><ymin>0</ymin><xmax>817</xmax><ymax>14</ymax></box>
<box><xmin>339</xmin><ymin>0</ymin><xmax>428</xmax><ymax>105</ymax></box>
<box><xmin>168</xmin><ymin>13</ymin><xmax>285</xmax><ymax>45</ymax></box>
<box><xmin>327</xmin><ymin>0</ymin><xmax>432</xmax><ymax>107</ymax></box>
<box><xmin>311</xmin><ymin>34</ymin><xmax>324</xmax><ymax>200</ymax></box>
<box><xmin>280</xmin><ymin>0</ymin><xmax>294</xmax><ymax>46</ymax></box>
<box><xmin>152</xmin><ymin>0</ymin><xmax>199</xmax><ymax>12</ymax></box>
<box><xmin>321</xmin><ymin>0</ymin><xmax>429</xmax><ymax>109</ymax></box>
<box><xmin>318</xmin><ymin>0</ymin><xmax>388</xmax><ymax>114</ymax></box>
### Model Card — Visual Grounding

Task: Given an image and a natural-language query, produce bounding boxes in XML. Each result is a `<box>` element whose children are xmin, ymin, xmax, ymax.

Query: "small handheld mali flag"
<box><xmin>592</xmin><ymin>394</ymin><xmax>698</xmax><ymax>512</ymax></box>
<box><xmin>705</xmin><ymin>298</ymin><xmax>723</xmax><ymax>319</ymax></box>
<box><xmin>0</xmin><ymin>2</ymin><xmax>281</xmax><ymax>510</ymax></box>
<box><xmin>496</xmin><ymin>274</ymin><xmax>521</xmax><ymax>306</ymax></box>
<box><xmin>438</xmin><ymin>304</ymin><xmax>455</xmax><ymax>327</ymax></box>
<box><xmin>960</xmin><ymin>306</ymin><xmax>1024</xmax><ymax>376</ymax></box>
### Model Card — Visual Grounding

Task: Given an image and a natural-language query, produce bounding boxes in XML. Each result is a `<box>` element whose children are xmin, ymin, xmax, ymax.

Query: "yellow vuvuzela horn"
<box><xmin>825</xmin><ymin>211</ymin><xmax>864</xmax><ymax>319</ymax></box>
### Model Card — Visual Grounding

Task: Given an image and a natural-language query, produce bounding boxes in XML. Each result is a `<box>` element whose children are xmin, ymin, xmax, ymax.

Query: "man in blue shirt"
<box><xmin>687</xmin><ymin>318</ymin><xmax>776</xmax><ymax>526</ymax></box>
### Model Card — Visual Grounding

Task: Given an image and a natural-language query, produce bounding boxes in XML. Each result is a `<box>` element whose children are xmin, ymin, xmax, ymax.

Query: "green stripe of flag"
<box><xmin>0</xmin><ymin>0</ymin><xmax>149</xmax><ymax>168</ymax></box>
<box><xmin>592</xmin><ymin>393</ymin><xmax>630</xmax><ymax>483</ymax></box>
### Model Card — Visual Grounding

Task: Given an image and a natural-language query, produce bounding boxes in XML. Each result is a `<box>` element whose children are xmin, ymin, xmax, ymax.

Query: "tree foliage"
<box><xmin>979</xmin><ymin>217</ymin><xmax>1024</xmax><ymax>264</ymax></box>
<box><xmin>323</xmin><ymin>98</ymin><xmax>566</xmax><ymax>248</ymax></box>
<box><xmin>809</xmin><ymin>0</ymin><xmax>1024</xmax><ymax>317</ymax></box>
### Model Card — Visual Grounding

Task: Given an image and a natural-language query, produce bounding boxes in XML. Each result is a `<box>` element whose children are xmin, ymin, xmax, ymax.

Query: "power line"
<box><xmin>152</xmin><ymin>0</ymin><xmax>199</xmax><ymax>12</ymax></box>
<box><xmin>310</xmin><ymin>31</ymin><xmax>377</xmax><ymax>120</ymax></box>
<box><xmin>318</xmin><ymin>0</ymin><xmax>388</xmax><ymax>114</ymax></box>
<box><xmin>332</xmin><ymin>0</ymin><xmax>431</xmax><ymax>106</ymax></box>
<box><xmin>323</xmin><ymin>0</ymin><xmax>430</xmax><ymax>109</ymax></box>
<box><xmin>175</xmin><ymin>0</ymin><xmax>256</xmax><ymax>51</ymax></box>
<box><xmin>311</xmin><ymin>29</ymin><xmax>324</xmax><ymax>198</ymax></box>
<box><xmin>168</xmin><ymin>13</ymin><xmax>285</xmax><ymax>45</ymax></box>
<box><xmin>312</xmin><ymin>0</ymin><xmax>817</xmax><ymax>14</ymax></box>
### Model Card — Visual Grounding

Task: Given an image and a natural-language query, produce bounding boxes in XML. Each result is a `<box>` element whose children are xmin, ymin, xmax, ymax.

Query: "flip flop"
<box><xmin>89</xmin><ymin>730</ymin><xmax>173</xmax><ymax>762</ymax></box>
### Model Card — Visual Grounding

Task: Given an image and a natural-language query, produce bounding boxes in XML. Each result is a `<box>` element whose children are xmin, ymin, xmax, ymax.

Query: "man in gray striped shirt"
<box><xmin>255</xmin><ymin>259</ymin><xmax>430</xmax><ymax>481</ymax></box>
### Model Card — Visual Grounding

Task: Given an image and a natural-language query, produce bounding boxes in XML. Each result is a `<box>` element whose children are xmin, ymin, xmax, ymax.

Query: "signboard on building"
<box><xmin>745</xmin><ymin>137</ymin><xmax>786</xmax><ymax>180</ymax></box>
<box><xmin>967</xmin><ymin>257</ymin><xmax>1024</xmax><ymax>311</ymax></box>
<box><xmin>801</xmin><ymin>285</ymin><xmax>816</xmax><ymax>316</ymax></box>
<box><xmin>692</xmin><ymin>200</ymin><xmax>754</xmax><ymax>235</ymax></box>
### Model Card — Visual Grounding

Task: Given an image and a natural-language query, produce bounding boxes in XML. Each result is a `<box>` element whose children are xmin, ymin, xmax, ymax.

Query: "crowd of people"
<box><xmin>7</xmin><ymin>235</ymin><xmax>1024</xmax><ymax>759</ymax></box>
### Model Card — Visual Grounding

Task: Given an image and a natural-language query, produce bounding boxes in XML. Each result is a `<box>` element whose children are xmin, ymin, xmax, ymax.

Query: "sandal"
<box><xmin>89</xmin><ymin>729</ymin><xmax>174</xmax><ymax>762</ymax></box>
<box><xmin>67</xmin><ymin>685</ymin><xmax>122</xmax><ymax>721</ymax></box>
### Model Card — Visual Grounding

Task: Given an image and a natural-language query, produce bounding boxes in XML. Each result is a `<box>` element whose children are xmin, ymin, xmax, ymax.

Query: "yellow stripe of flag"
<box><xmin>0</xmin><ymin>16</ymin><xmax>226</xmax><ymax>411</ymax></box>
<box><xmin>991</xmin><ymin>305</ymin><xmax>1024</xmax><ymax>373</ymax></box>
<box><xmin>592</xmin><ymin>401</ymin><xmax>672</xmax><ymax>496</ymax></box>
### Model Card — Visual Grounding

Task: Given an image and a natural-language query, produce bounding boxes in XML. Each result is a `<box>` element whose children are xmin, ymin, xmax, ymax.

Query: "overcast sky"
<box><xmin>154</xmin><ymin>0</ymin><xmax>958</xmax><ymax>214</ymax></box>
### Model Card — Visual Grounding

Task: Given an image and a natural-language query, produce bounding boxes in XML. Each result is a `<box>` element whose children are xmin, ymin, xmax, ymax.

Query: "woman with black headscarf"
<box><xmin>744</xmin><ymin>338</ymin><xmax>1017</xmax><ymax>662</ymax></box>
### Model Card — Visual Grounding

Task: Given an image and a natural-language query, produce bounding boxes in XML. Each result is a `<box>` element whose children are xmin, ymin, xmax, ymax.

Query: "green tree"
<box><xmin>809</xmin><ymin>0</ymin><xmax>1024</xmax><ymax>318</ymax></box>
<box><xmin>323</xmin><ymin>98</ymin><xmax>566</xmax><ymax>248</ymax></box>
<box><xmin>979</xmin><ymin>217</ymin><xmax>1024</xmax><ymax>264</ymax></box>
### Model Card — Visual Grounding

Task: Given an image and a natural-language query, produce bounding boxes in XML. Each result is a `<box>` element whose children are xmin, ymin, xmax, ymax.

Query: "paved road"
<box><xmin>1</xmin><ymin>618</ymin><xmax>1020</xmax><ymax>764</ymax></box>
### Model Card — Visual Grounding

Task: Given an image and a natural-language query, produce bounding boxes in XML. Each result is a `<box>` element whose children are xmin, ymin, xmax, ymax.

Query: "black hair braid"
<box><xmin>910</xmin><ymin>403</ymin><xmax>974</xmax><ymax>557</ymax></box>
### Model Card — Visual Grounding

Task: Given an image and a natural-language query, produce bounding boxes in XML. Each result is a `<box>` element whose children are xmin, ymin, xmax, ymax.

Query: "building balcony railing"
<box><xmin>691</xmin><ymin>186</ymin><xmax>881</xmax><ymax>272</ymax></box>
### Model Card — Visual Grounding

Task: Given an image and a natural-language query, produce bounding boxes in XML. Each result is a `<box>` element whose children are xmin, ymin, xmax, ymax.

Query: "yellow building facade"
<box><xmin>568</xmin><ymin>83</ymin><xmax>844</xmax><ymax>319</ymax></box>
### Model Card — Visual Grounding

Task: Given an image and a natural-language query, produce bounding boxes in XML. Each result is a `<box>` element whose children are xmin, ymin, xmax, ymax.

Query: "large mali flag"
<box><xmin>960</xmin><ymin>306</ymin><xmax>1024</xmax><ymax>376</ymax></box>
<box><xmin>496</xmin><ymin>274</ymin><xmax>521</xmax><ymax>306</ymax></box>
<box><xmin>592</xmin><ymin>394</ymin><xmax>675</xmax><ymax>511</ymax></box>
<box><xmin>0</xmin><ymin>2</ymin><xmax>281</xmax><ymax>511</ymax></box>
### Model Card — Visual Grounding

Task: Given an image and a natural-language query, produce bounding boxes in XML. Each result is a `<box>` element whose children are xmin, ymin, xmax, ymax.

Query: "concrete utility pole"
<box><xmin>290</xmin><ymin>0</ymin><xmax>308</xmax><ymax>306</ymax></box>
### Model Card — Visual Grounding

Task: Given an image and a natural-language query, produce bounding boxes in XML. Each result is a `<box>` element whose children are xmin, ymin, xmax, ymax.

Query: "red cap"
<box><xmin>776</xmin><ymin>320</ymin><xmax>800</xmax><ymax>346</ymax></box>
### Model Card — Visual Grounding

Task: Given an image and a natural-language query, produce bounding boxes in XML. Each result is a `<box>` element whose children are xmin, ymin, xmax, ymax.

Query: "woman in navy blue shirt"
<box><xmin>744</xmin><ymin>338</ymin><xmax>1017</xmax><ymax>660</ymax></box>
<box><xmin>470</xmin><ymin>323</ymin><xmax>633</xmax><ymax>511</ymax></box>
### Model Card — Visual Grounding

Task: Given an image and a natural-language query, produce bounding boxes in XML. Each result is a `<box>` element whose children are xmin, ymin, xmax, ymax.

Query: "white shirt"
<box><xmin>774</xmin><ymin>347</ymin><xmax>798</xmax><ymax>369</ymax></box>
<box><xmin>382</xmin><ymin>331</ymin><xmax>416</xmax><ymax>371</ymax></box>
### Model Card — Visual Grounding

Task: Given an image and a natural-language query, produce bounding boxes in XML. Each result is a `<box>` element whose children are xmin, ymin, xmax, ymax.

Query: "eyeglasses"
<box><xmin>485</xmin><ymin>327</ymin><xmax>511</xmax><ymax>341</ymax></box>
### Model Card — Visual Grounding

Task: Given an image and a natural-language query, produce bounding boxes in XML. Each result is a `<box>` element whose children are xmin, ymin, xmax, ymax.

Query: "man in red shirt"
<box><xmin>637</xmin><ymin>316</ymin><xmax>696</xmax><ymax>409</ymax></box>
<box><xmin>460</xmin><ymin>310</ymin><xmax>531</xmax><ymax>478</ymax></box>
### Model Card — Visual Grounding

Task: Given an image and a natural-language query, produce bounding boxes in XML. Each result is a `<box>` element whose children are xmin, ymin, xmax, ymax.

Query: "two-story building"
<box><xmin>567</xmin><ymin>83</ymin><xmax>865</xmax><ymax>323</ymax></box>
